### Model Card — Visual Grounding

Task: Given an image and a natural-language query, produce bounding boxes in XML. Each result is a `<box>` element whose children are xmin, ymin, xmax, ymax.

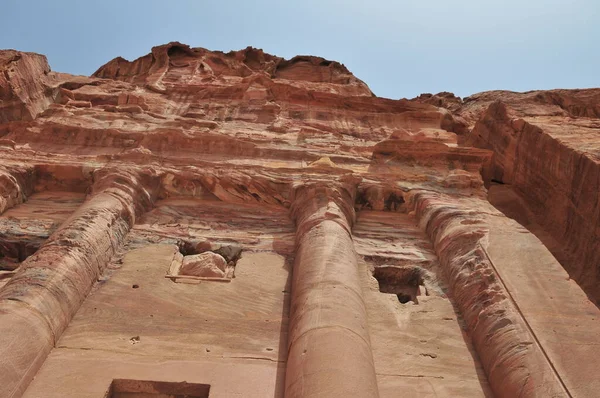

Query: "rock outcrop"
<box><xmin>455</xmin><ymin>90</ymin><xmax>600</xmax><ymax>306</ymax></box>
<box><xmin>0</xmin><ymin>42</ymin><xmax>598</xmax><ymax>398</ymax></box>
<box><xmin>0</xmin><ymin>50</ymin><xmax>56</xmax><ymax>122</ymax></box>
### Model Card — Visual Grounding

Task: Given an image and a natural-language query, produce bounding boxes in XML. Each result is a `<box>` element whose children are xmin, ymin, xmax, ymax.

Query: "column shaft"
<box><xmin>285</xmin><ymin>182</ymin><xmax>379</xmax><ymax>398</ymax></box>
<box><xmin>0</xmin><ymin>170</ymin><xmax>154</xmax><ymax>398</ymax></box>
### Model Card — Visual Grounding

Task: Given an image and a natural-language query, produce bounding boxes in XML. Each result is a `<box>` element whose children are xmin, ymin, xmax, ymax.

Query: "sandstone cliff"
<box><xmin>0</xmin><ymin>42</ymin><xmax>599</xmax><ymax>398</ymax></box>
<box><xmin>420</xmin><ymin>89</ymin><xmax>600</xmax><ymax>306</ymax></box>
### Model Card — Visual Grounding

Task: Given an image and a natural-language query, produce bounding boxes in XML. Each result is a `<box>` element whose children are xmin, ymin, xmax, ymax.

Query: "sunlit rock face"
<box><xmin>446</xmin><ymin>89</ymin><xmax>600</xmax><ymax>306</ymax></box>
<box><xmin>0</xmin><ymin>42</ymin><xmax>599</xmax><ymax>398</ymax></box>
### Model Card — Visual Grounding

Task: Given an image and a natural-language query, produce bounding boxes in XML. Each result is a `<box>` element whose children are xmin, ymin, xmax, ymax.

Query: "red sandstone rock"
<box><xmin>181</xmin><ymin>252</ymin><xmax>227</xmax><ymax>278</ymax></box>
<box><xmin>455</xmin><ymin>90</ymin><xmax>600</xmax><ymax>306</ymax></box>
<box><xmin>0</xmin><ymin>50</ymin><xmax>55</xmax><ymax>122</ymax></box>
<box><xmin>0</xmin><ymin>43</ymin><xmax>598</xmax><ymax>398</ymax></box>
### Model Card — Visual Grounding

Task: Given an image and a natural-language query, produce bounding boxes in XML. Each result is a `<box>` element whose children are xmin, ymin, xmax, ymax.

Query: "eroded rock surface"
<box><xmin>181</xmin><ymin>252</ymin><xmax>228</xmax><ymax>278</ymax></box>
<box><xmin>450</xmin><ymin>90</ymin><xmax>600</xmax><ymax>306</ymax></box>
<box><xmin>0</xmin><ymin>42</ymin><xmax>599</xmax><ymax>398</ymax></box>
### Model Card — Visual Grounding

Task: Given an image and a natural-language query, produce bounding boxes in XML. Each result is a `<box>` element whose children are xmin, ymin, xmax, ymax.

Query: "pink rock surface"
<box><xmin>0</xmin><ymin>50</ymin><xmax>55</xmax><ymax>122</ymax></box>
<box><xmin>458</xmin><ymin>91</ymin><xmax>600</xmax><ymax>306</ymax></box>
<box><xmin>0</xmin><ymin>43</ymin><xmax>598</xmax><ymax>398</ymax></box>
<box><xmin>181</xmin><ymin>252</ymin><xmax>227</xmax><ymax>278</ymax></box>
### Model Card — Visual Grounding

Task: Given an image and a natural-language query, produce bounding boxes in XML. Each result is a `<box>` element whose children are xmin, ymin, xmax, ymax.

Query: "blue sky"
<box><xmin>2</xmin><ymin>0</ymin><xmax>598</xmax><ymax>99</ymax></box>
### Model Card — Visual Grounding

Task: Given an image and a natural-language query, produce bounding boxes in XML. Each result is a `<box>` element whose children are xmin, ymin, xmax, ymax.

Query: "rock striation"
<box><xmin>0</xmin><ymin>42</ymin><xmax>599</xmax><ymax>398</ymax></box>
<box><xmin>461</xmin><ymin>90</ymin><xmax>600</xmax><ymax>306</ymax></box>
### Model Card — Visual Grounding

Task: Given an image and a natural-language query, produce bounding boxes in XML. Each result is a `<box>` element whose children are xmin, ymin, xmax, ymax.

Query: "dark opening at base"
<box><xmin>105</xmin><ymin>379</ymin><xmax>210</xmax><ymax>398</ymax></box>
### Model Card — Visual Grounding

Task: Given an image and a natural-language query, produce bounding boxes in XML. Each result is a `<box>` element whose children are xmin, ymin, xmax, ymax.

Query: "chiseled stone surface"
<box><xmin>0</xmin><ymin>42</ymin><xmax>599</xmax><ymax>398</ymax></box>
<box><xmin>25</xmin><ymin>245</ymin><xmax>291</xmax><ymax>398</ymax></box>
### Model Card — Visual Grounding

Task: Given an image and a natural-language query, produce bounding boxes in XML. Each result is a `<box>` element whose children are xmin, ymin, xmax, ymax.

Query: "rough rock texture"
<box><xmin>444</xmin><ymin>90</ymin><xmax>600</xmax><ymax>306</ymax></box>
<box><xmin>0</xmin><ymin>42</ymin><xmax>599</xmax><ymax>398</ymax></box>
<box><xmin>0</xmin><ymin>51</ymin><xmax>56</xmax><ymax>122</ymax></box>
<box><xmin>181</xmin><ymin>252</ymin><xmax>228</xmax><ymax>278</ymax></box>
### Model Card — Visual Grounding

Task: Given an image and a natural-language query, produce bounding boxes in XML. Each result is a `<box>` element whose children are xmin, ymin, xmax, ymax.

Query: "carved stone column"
<box><xmin>0</xmin><ymin>168</ymin><xmax>157</xmax><ymax>398</ymax></box>
<box><xmin>285</xmin><ymin>178</ymin><xmax>379</xmax><ymax>398</ymax></box>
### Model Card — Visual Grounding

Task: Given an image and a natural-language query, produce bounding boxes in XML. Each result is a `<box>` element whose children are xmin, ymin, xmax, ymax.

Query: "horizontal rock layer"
<box><xmin>0</xmin><ymin>42</ymin><xmax>598</xmax><ymax>398</ymax></box>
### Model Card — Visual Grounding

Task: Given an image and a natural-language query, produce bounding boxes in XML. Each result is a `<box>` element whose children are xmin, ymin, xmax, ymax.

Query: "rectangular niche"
<box><xmin>165</xmin><ymin>240</ymin><xmax>241</xmax><ymax>284</ymax></box>
<box><xmin>0</xmin><ymin>238</ymin><xmax>42</xmax><ymax>288</ymax></box>
<box><xmin>373</xmin><ymin>265</ymin><xmax>430</xmax><ymax>305</ymax></box>
<box><xmin>0</xmin><ymin>238</ymin><xmax>42</xmax><ymax>271</ymax></box>
<box><xmin>104</xmin><ymin>379</ymin><xmax>210</xmax><ymax>398</ymax></box>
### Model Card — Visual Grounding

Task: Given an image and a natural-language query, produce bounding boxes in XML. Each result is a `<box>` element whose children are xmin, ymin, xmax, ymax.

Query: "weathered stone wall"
<box><xmin>0</xmin><ymin>43</ymin><xmax>599</xmax><ymax>398</ymax></box>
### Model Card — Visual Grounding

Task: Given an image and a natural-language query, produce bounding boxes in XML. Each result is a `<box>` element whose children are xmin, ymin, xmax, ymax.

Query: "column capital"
<box><xmin>90</xmin><ymin>167</ymin><xmax>160</xmax><ymax>224</ymax></box>
<box><xmin>289</xmin><ymin>175</ymin><xmax>360</xmax><ymax>233</ymax></box>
